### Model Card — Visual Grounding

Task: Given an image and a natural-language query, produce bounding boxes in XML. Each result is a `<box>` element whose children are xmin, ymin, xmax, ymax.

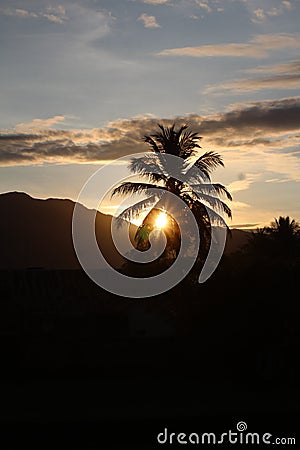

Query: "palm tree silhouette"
<box><xmin>112</xmin><ymin>123</ymin><xmax>232</xmax><ymax>273</ymax></box>
<box><xmin>248</xmin><ymin>216</ymin><xmax>300</xmax><ymax>259</ymax></box>
<box><xmin>268</xmin><ymin>216</ymin><xmax>300</xmax><ymax>239</ymax></box>
<box><xmin>267</xmin><ymin>216</ymin><xmax>300</xmax><ymax>257</ymax></box>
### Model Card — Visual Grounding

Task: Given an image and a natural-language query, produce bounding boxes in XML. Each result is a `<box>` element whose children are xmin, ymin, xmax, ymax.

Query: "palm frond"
<box><xmin>190</xmin><ymin>183</ymin><xmax>232</xmax><ymax>201</ymax></box>
<box><xmin>115</xmin><ymin>195</ymin><xmax>161</xmax><ymax>227</ymax></box>
<box><xmin>156</xmin><ymin>123</ymin><xmax>179</xmax><ymax>155</ymax></box>
<box><xmin>181</xmin><ymin>193</ymin><xmax>229</xmax><ymax>228</ymax></box>
<box><xmin>143</xmin><ymin>123</ymin><xmax>201</xmax><ymax>159</ymax></box>
<box><xmin>210</xmin><ymin>183</ymin><xmax>232</xmax><ymax>201</ymax></box>
<box><xmin>129</xmin><ymin>155</ymin><xmax>168</xmax><ymax>184</ymax></box>
<box><xmin>144</xmin><ymin>135</ymin><xmax>160</xmax><ymax>153</ymax></box>
<box><xmin>203</xmin><ymin>203</ymin><xmax>230</xmax><ymax>227</ymax></box>
<box><xmin>184</xmin><ymin>163</ymin><xmax>211</xmax><ymax>182</ymax></box>
<box><xmin>111</xmin><ymin>181</ymin><xmax>167</xmax><ymax>198</ymax></box>
<box><xmin>194</xmin><ymin>151</ymin><xmax>224</xmax><ymax>175</ymax></box>
<box><xmin>188</xmin><ymin>190</ymin><xmax>232</xmax><ymax>218</ymax></box>
<box><xmin>179</xmin><ymin>129</ymin><xmax>202</xmax><ymax>158</ymax></box>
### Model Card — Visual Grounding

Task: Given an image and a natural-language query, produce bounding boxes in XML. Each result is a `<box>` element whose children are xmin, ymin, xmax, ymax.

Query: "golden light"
<box><xmin>155</xmin><ymin>211</ymin><xmax>168</xmax><ymax>229</ymax></box>
<box><xmin>130</xmin><ymin>210</ymin><xmax>150</xmax><ymax>226</ymax></box>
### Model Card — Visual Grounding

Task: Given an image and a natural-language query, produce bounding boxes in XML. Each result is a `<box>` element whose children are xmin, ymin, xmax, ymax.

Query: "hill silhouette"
<box><xmin>0</xmin><ymin>192</ymin><xmax>249</xmax><ymax>270</ymax></box>
<box><xmin>224</xmin><ymin>227</ymin><xmax>250</xmax><ymax>254</ymax></box>
<box><xmin>0</xmin><ymin>192</ymin><xmax>134</xmax><ymax>270</ymax></box>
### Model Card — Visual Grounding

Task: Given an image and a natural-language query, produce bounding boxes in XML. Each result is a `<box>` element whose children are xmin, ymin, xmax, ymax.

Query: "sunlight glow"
<box><xmin>130</xmin><ymin>210</ymin><xmax>149</xmax><ymax>226</ymax></box>
<box><xmin>155</xmin><ymin>211</ymin><xmax>168</xmax><ymax>229</ymax></box>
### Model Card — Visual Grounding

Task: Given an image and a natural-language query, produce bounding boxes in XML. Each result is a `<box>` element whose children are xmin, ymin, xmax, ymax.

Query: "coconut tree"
<box><xmin>112</xmin><ymin>123</ymin><xmax>232</xmax><ymax>273</ymax></box>
<box><xmin>247</xmin><ymin>216</ymin><xmax>300</xmax><ymax>259</ymax></box>
<box><xmin>266</xmin><ymin>216</ymin><xmax>300</xmax><ymax>257</ymax></box>
<box><xmin>268</xmin><ymin>216</ymin><xmax>300</xmax><ymax>239</ymax></box>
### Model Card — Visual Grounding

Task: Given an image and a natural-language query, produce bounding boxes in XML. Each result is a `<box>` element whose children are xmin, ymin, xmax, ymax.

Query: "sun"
<box><xmin>155</xmin><ymin>211</ymin><xmax>168</xmax><ymax>229</ymax></box>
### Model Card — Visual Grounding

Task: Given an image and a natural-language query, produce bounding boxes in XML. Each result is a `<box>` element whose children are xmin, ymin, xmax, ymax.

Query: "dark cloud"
<box><xmin>199</xmin><ymin>97</ymin><xmax>300</xmax><ymax>132</ymax></box>
<box><xmin>1</xmin><ymin>96</ymin><xmax>300</xmax><ymax>166</ymax></box>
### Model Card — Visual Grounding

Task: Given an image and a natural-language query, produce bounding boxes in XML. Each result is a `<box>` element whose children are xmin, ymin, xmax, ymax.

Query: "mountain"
<box><xmin>225</xmin><ymin>228</ymin><xmax>250</xmax><ymax>254</ymax></box>
<box><xmin>0</xmin><ymin>192</ymin><xmax>134</xmax><ymax>270</ymax></box>
<box><xmin>0</xmin><ymin>192</ymin><xmax>249</xmax><ymax>270</ymax></box>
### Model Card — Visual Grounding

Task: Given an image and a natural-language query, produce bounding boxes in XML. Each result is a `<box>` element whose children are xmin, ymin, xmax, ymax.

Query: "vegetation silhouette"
<box><xmin>244</xmin><ymin>215</ymin><xmax>300</xmax><ymax>260</ymax></box>
<box><xmin>112</xmin><ymin>123</ymin><xmax>232</xmax><ymax>278</ymax></box>
<box><xmin>223</xmin><ymin>216</ymin><xmax>300</xmax><ymax>386</ymax></box>
<box><xmin>0</xmin><ymin>191</ymin><xmax>299</xmax><ymax>446</ymax></box>
<box><xmin>1</xmin><ymin>214</ymin><xmax>298</xmax><ymax>388</ymax></box>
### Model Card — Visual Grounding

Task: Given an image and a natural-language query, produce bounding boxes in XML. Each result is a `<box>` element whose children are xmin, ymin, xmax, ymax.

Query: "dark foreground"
<box><xmin>0</xmin><ymin>261</ymin><xmax>299</xmax><ymax>448</ymax></box>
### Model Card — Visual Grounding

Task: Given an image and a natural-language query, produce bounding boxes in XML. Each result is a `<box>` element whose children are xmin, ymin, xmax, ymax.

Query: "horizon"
<box><xmin>0</xmin><ymin>0</ymin><xmax>300</xmax><ymax>228</ymax></box>
<box><xmin>0</xmin><ymin>189</ymin><xmax>291</xmax><ymax>231</ymax></box>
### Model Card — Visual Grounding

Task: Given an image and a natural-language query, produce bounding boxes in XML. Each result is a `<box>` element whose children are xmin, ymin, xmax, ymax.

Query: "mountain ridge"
<box><xmin>0</xmin><ymin>192</ymin><xmax>250</xmax><ymax>270</ymax></box>
<box><xmin>0</xmin><ymin>191</ymin><xmax>128</xmax><ymax>270</ymax></box>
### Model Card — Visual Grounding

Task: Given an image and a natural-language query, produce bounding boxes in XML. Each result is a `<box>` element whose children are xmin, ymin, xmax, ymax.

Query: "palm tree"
<box><xmin>112</xmin><ymin>123</ymin><xmax>232</xmax><ymax>274</ymax></box>
<box><xmin>267</xmin><ymin>216</ymin><xmax>300</xmax><ymax>257</ymax></box>
<box><xmin>248</xmin><ymin>216</ymin><xmax>300</xmax><ymax>259</ymax></box>
<box><xmin>268</xmin><ymin>216</ymin><xmax>300</xmax><ymax>239</ymax></box>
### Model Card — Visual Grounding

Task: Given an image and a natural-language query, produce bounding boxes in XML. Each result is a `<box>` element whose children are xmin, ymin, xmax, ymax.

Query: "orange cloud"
<box><xmin>15</xmin><ymin>116</ymin><xmax>66</xmax><ymax>133</ymax></box>
<box><xmin>158</xmin><ymin>33</ymin><xmax>300</xmax><ymax>59</ymax></box>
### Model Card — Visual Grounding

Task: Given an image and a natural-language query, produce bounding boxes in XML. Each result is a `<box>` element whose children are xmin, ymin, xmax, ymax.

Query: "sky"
<box><xmin>0</xmin><ymin>0</ymin><xmax>300</xmax><ymax>228</ymax></box>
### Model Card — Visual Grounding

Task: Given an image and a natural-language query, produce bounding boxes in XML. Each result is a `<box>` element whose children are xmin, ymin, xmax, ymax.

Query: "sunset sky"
<box><xmin>0</xmin><ymin>0</ymin><xmax>300</xmax><ymax>228</ymax></box>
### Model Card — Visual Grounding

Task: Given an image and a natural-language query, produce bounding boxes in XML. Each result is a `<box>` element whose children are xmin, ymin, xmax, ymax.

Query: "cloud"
<box><xmin>136</xmin><ymin>0</ymin><xmax>169</xmax><ymax>3</ymax></box>
<box><xmin>194</xmin><ymin>1</ymin><xmax>212</xmax><ymax>13</ymax></box>
<box><xmin>41</xmin><ymin>14</ymin><xmax>65</xmax><ymax>24</ymax></box>
<box><xmin>0</xmin><ymin>8</ymin><xmax>38</xmax><ymax>19</ymax></box>
<box><xmin>15</xmin><ymin>116</ymin><xmax>66</xmax><ymax>133</ymax></box>
<box><xmin>205</xmin><ymin>74</ymin><xmax>300</xmax><ymax>94</ymax></box>
<box><xmin>204</xmin><ymin>59</ymin><xmax>300</xmax><ymax>94</ymax></box>
<box><xmin>0</xmin><ymin>3</ymin><xmax>114</xmax><ymax>54</ymax></box>
<box><xmin>1</xmin><ymin>97</ymin><xmax>300</xmax><ymax>170</ymax></box>
<box><xmin>252</xmin><ymin>8</ymin><xmax>265</xmax><ymax>22</ymax></box>
<box><xmin>0</xmin><ymin>5</ymin><xmax>67</xmax><ymax>23</ymax></box>
<box><xmin>242</xmin><ymin>0</ymin><xmax>294</xmax><ymax>23</ymax></box>
<box><xmin>195</xmin><ymin>96</ymin><xmax>300</xmax><ymax>138</ymax></box>
<box><xmin>227</xmin><ymin>174</ymin><xmax>259</xmax><ymax>194</ymax></box>
<box><xmin>265</xmin><ymin>178</ymin><xmax>291</xmax><ymax>183</ymax></box>
<box><xmin>250</xmin><ymin>6</ymin><xmax>290</xmax><ymax>23</ymax></box>
<box><xmin>242</xmin><ymin>60</ymin><xmax>300</xmax><ymax>75</ymax></box>
<box><xmin>230</xmin><ymin>201</ymin><xmax>251</xmax><ymax>209</ymax></box>
<box><xmin>230</xmin><ymin>223</ymin><xmax>260</xmax><ymax>229</ymax></box>
<box><xmin>138</xmin><ymin>13</ymin><xmax>161</xmax><ymax>28</ymax></box>
<box><xmin>158</xmin><ymin>33</ymin><xmax>300</xmax><ymax>58</ymax></box>
<box><xmin>267</xmin><ymin>7</ymin><xmax>282</xmax><ymax>17</ymax></box>
<box><xmin>46</xmin><ymin>5</ymin><xmax>66</xmax><ymax>15</ymax></box>
<box><xmin>282</xmin><ymin>0</ymin><xmax>292</xmax><ymax>10</ymax></box>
